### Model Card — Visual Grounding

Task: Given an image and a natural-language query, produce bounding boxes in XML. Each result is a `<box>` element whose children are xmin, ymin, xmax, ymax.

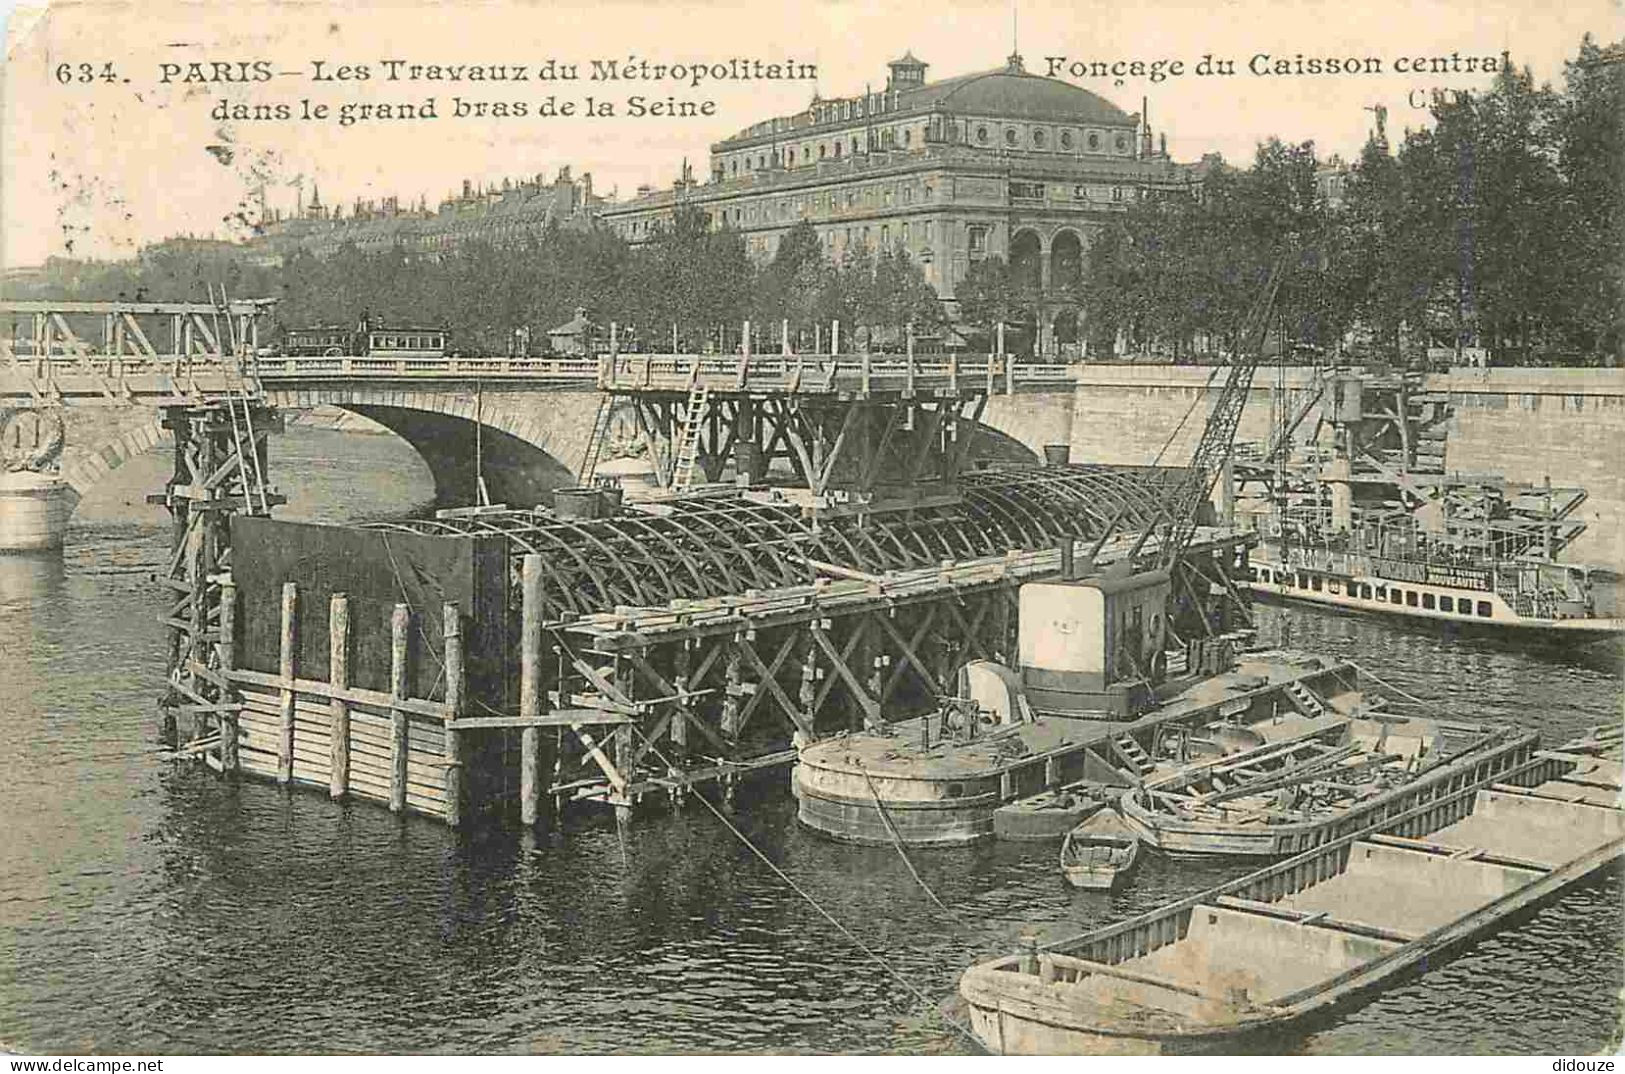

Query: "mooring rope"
<box><xmin>625</xmin><ymin>725</ymin><xmax>988</xmax><ymax>1054</ymax></box>
<box><xmin>857</xmin><ymin>764</ymin><xmax>960</xmax><ymax>919</ymax></box>
<box><xmin>1347</xmin><ymin>660</ymin><xmax>1432</xmax><ymax>710</ymax></box>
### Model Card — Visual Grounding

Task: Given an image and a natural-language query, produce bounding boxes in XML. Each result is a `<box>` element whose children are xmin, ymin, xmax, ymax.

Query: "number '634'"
<box><xmin>55</xmin><ymin>62</ymin><xmax>120</xmax><ymax>84</ymax></box>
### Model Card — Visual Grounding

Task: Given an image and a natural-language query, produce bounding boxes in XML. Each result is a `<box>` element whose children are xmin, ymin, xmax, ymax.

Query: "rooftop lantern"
<box><xmin>886</xmin><ymin>50</ymin><xmax>928</xmax><ymax>88</ymax></box>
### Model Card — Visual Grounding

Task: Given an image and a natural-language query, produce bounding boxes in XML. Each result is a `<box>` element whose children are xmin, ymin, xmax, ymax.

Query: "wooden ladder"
<box><xmin>671</xmin><ymin>385</ymin><xmax>709</xmax><ymax>491</ymax></box>
<box><xmin>1112</xmin><ymin>734</ymin><xmax>1155</xmax><ymax>777</ymax></box>
<box><xmin>1284</xmin><ymin>679</ymin><xmax>1327</xmax><ymax>719</ymax></box>
<box><xmin>579</xmin><ymin>395</ymin><xmax>614</xmax><ymax>486</ymax></box>
<box><xmin>223</xmin><ymin>389</ymin><xmax>271</xmax><ymax>515</ymax></box>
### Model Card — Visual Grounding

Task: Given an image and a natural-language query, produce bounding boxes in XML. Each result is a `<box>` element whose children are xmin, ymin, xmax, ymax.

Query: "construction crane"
<box><xmin>1132</xmin><ymin>250</ymin><xmax>1290</xmax><ymax>573</ymax></box>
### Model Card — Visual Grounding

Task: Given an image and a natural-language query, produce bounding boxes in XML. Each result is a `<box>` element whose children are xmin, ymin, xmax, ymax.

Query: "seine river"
<box><xmin>1</xmin><ymin>426</ymin><xmax>1620</xmax><ymax>1055</ymax></box>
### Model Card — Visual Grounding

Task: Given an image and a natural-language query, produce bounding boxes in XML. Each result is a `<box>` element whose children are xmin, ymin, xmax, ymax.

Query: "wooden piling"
<box><xmin>442</xmin><ymin>601</ymin><xmax>465</xmax><ymax>828</ymax></box>
<box><xmin>277</xmin><ymin>581</ymin><xmax>297</xmax><ymax>785</ymax></box>
<box><xmin>389</xmin><ymin>602</ymin><xmax>410</xmax><ymax>814</ymax></box>
<box><xmin>800</xmin><ymin>635</ymin><xmax>818</xmax><ymax>732</ymax></box>
<box><xmin>520</xmin><ymin>553</ymin><xmax>543</xmax><ymax>827</ymax></box>
<box><xmin>218</xmin><ymin>577</ymin><xmax>238</xmax><ymax>774</ymax></box>
<box><xmin>721</xmin><ymin>641</ymin><xmax>742</xmax><ymax>737</ymax></box>
<box><xmin>612</xmin><ymin>658</ymin><xmax>635</xmax><ymax>817</ymax></box>
<box><xmin>328</xmin><ymin>593</ymin><xmax>351</xmax><ymax>800</ymax></box>
<box><xmin>672</xmin><ymin>642</ymin><xmax>691</xmax><ymax>760</ymax></box>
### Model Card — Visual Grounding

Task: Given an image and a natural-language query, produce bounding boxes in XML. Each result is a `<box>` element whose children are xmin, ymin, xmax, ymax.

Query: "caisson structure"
<box><xmin>167</xmin><ymin>346</ymin><xmax>1254</xmax><ymax>826</ymax></box>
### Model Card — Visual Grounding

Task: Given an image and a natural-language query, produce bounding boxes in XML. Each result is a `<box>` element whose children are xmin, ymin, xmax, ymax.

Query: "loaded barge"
<box><xmin>795</xmin><ymin>558</ymin><xmax>1535</xmax><ymax>847</ymax></box>
<box><xmin>959</xmin><ymin>742</ymin><xmax>1624</xmax><ymax>1053</ymax></box>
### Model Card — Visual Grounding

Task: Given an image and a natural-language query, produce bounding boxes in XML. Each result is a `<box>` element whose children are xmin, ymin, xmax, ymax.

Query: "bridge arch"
<box><xmin>60</xmin><ymin>413</ymin><xmax>166</xmax><ymax>499</ymax></box>
<box><xmin>263</xmin><ymin>385</ymin><xmax>600</xmax><ymax>509</ymax></box>
<box><xmin>47</xmin><ymin>381</ymin><xmax>1078</xmax><ymax>521</ymax></box>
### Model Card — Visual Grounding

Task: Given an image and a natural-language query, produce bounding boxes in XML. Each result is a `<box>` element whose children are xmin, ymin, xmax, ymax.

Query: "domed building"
<box><xmin>598</xmin><ymin>51</ymin><xmax>1208</xmax><ymax>358</ymax></box>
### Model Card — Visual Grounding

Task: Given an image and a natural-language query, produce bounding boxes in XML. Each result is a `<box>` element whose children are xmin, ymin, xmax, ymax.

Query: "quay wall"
<box><xmin>983</xmin><ymin>367</ymin><xmax>1625</xmax><ymax>570</ymax></box>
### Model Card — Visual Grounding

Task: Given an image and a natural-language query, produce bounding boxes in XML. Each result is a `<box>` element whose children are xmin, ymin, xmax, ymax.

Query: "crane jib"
<box><xmin>1153</xmin><ymin>253</ymin><xmax>1290</xmax><ymax>574</ymax></box>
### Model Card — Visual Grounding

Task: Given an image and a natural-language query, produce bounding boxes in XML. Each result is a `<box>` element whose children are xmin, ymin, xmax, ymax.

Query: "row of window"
<box><xmin>724</xmin><ymin>124</ymin><xmax>927</xmax><ymax>176</ymax></box>
<box><xmin>368</xmin><ymin>333</ymin><xmax>444</xmax><ymax>350</ymax></box>
<box><xmin>721</xmin><ymin>118</ymin><xmax>1136</xmax><ymax>178</ymax></box>
<box><xmin>618</xmin><ymin>179</ymin><xmax>940</xmax><ymax>239</ymax></box>
<box><xmin>969</xmin><ymin>123</ymin><xmax>1130</xmax><ymax>154</ymax></box>
<box><xmin>1250</xmin><ymin>566</ymin><xmax>1494</xmax><ymax>618</ymax></box>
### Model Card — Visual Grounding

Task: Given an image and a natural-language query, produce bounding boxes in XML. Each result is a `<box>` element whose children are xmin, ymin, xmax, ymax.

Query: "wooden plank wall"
<box><xmin>220</xmin><ymin>583</ymin><xmax>468</xmax><ymax>823</ymax></box>
<box><xmin>235</xmin><ymin>682</ymin><xmax>449</xmax><ymax>817</ymax></box>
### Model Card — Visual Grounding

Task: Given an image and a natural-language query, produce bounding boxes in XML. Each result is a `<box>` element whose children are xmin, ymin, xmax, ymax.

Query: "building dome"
<box><xmin>911</xmin><ymin>69</ymin><xmax>1133</xmax><ymax>126</ymax></box>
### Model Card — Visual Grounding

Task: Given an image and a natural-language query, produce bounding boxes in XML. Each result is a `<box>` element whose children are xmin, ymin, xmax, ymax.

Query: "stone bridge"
<box><xmin>43</xmin><ymin>356</ymin><xmax>1078</xmax><ymax>514</ymax></box>
<box><xmin>28</xmin><ymin>359</ymin><xmax>1625</xmax><ymax>569</ymax></box>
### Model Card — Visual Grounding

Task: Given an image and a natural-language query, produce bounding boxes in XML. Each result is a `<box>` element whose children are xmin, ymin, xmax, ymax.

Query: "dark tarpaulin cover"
<box><xmin>230</xmin><ymin>516</ymin><xmax>511</xmax><ymax>706</ymax></box>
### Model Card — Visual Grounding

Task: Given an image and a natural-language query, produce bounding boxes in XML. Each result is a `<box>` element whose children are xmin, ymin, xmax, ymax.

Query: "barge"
<box><xmin>794</xmin><ymin>647</ymin><xmax>1365</xmax><ymax>846</ymax></box>
<box><xmin>795</xmin><ymin>564</ymin><xmax>1534</xmax><ymax>847</ymax></box>
<box><xmin>1119</xmin><ymin>710</ymin><xmax>1537</xmax><ymax>858</ymax></box>
<box><xmin>959</xmin><ymin>747</ymin><xmax>1624</xmax><ymax>1053</ymax></box>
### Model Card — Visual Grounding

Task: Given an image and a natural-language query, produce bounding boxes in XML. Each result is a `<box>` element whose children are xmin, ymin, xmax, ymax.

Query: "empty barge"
<box><xmin>959</xmin><ymin>747</ymin><xmax>1623</xmax><ymax>1053</ymax></box>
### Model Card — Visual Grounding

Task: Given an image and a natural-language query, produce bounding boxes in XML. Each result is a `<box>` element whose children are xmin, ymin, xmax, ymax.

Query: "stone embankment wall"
<box><xmin>986</xmin><ymin>367</ymin><xmax>1625</xmax><ymax>570</ymax></box>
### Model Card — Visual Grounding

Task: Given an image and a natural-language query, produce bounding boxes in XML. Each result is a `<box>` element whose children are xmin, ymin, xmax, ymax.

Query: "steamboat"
<box><xmin>793</xmin><ymin>559</ymin><xmax>1535</xmax><ymax>849</ymax></box>
<box><xmin>1235</xmin><ymin>368</ymin><xmax>1623</xmax><ymax>641</ymax></box>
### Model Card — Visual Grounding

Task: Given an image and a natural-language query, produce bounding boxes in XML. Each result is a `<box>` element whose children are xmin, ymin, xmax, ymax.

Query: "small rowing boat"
<box><xmin>1060</xmin><ymin>812</ymin><xmax>1141</xmax><ymax>891</ymax></box>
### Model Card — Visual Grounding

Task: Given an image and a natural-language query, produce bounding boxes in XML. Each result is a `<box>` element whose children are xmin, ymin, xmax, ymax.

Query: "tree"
<box><xmin>956</xmin><ymin>257</ymin><xmax>1016</xmax><ymax>331</ymax></box>
<box><xmin>1556</xmin><ymin>35</ymin><xmax>1625</xmax><ymax>363</ymax></box>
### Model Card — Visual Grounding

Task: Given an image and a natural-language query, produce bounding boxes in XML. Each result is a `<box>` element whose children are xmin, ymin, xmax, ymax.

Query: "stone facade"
<box><xmin>596</xmin><ymin>51</ymin><xmax>1210</xmax><ymax>355</ymax></box>
<box><xmin>249</xmin><ymin>168</ymin><xmax>604</xmax><ymax>264</ymax></box>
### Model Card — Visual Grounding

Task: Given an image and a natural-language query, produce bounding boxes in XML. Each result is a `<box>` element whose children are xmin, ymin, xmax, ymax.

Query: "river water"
<box><xmin>1</xmin><ymin>426</ymin><xmax>1620</xmax><ymax>1055</ymax></box>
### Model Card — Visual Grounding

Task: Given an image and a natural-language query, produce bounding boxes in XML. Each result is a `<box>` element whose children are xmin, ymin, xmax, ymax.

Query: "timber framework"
<box><xmin>160</xmin><ymin>344</ymin><xmax>1256</xmax><ymax>827</ymax></box>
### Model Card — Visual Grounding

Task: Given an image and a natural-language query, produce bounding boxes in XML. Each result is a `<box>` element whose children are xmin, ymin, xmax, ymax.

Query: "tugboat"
<box><xmin>793</xmin><ymin>558</ymin><xmax>1533</xmax><ymax>847</ymax></box>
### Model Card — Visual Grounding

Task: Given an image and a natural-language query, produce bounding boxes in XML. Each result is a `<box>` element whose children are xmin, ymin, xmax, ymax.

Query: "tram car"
<box><xmin>284</xmin><ymin>318</ymin><xmax>449</xmax><ymax>358</ymax></box>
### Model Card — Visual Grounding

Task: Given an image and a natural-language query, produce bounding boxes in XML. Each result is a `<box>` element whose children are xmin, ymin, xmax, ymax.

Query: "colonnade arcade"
<box><xmin>1005</xmin><ymin>226</ymin><xmax>1087</xmax><ymax>360</ymax></box>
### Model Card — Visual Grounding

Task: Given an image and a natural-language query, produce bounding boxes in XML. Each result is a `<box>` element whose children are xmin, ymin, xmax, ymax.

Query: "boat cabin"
<box><xmin>1018</xmin><ymin>568</ymin><xmax>1171</xmax><ymax>718</ymax></box>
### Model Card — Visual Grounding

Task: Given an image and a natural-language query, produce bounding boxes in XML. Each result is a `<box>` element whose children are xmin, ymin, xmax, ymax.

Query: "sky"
<box><xmin>2</xmin><ymin>0</ymin><xmax>1620</xmax><ymax>268</ymax></box>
